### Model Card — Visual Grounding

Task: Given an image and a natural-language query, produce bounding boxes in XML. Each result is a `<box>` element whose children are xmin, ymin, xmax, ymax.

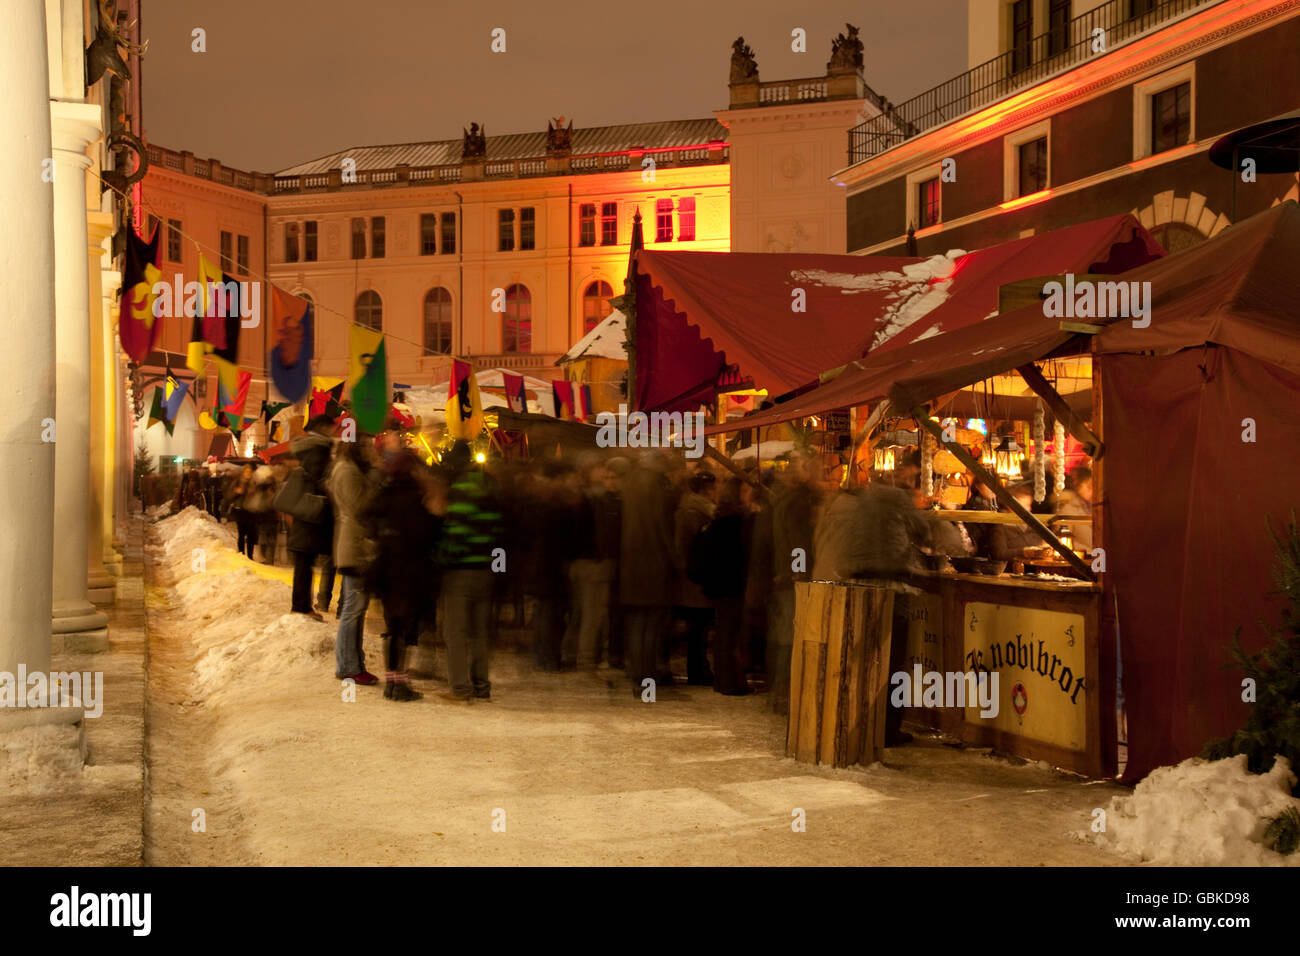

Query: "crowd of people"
<box><xmin>175</xmin><ymin>416</ymin><xmax>1094</xmax><ymax>713</ymax></box>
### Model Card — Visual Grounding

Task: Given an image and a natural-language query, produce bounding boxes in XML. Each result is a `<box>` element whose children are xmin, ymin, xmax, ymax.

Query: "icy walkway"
<box><xmin>0</xmin><ymin>517</ymin><xmax>147</xmax><ymax>866</ymax></box>
<box><xmin>141</xmin><ymin>508</ymin><xmax>1133</xmax><ymax>866</ymax></box>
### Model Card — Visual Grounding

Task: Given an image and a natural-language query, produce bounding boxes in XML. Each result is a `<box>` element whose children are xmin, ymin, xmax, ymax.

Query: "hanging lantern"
<box><xmin>995</xmin><ymin>437</ymin><xmax>1025</xmax><ymax>479</ymax></box>
<box><xmin>873</xmin><ymin>446</ymin><xmax>896</xmax><ymax>472</ymax></box>
<box><xmin>980</xmin><ymin>441</ymin><xmax>996</xmax><ymax>468</ymax></box>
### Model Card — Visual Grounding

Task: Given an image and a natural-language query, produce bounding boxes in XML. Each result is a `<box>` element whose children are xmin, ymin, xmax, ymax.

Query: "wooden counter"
<box><xmin>793</xmin><ymin>572</ymin><xmax>1115</xmax><ymax>777</ymax></box>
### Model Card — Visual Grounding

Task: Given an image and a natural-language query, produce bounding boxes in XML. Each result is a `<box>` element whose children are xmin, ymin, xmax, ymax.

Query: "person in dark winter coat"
<box><xmin>565</xmin><ymin>457</ymin><xmax>621</xmax><ymax>672</ymax></box>
<box><xmin>364</xmin><ymin>441</ymin><xmax>443</xmax><ymax>701</ymax></box>
<box><xmin>524</xmin><ymin>460</ymin><xmax>578</xmax><ymax>671</ymax></box>
<box><xmin>286</xmin><ymin>417</ymin><xmax>336</xmax><ymax>619</ymax></box>
<box><xmin>693</xmin><ymin>476</ymin><xmax>754</xmax><ymax>695</ymax></box>
<box><xmin>674</xmin><ymin>471</ymin><xmax>717</xmax><ymax>685</ymax></box>
<box><xmin>619</xmin><ymin>451</ymin><xmax>676</xmax><ymax>695</ymax></box>
<box><xmin>225</xmin><ymin>464</ymin><xmax>258</xmax><ymax>559</ymax></box>
<box><xmin>961</xmin><ymin>478</ymin><xmax>999</xmax><ymax>556</ymax></box>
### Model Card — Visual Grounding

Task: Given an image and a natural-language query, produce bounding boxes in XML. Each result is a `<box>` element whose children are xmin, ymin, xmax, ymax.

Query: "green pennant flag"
<box><xmin>261</xmin><ymin>400</ymin><xmax>291</xmax><ymax>424</ymax></box>
<box><xmin>147</xmin><ymin>386</ymin><xmax>175</xmax><ymax>436</ymax></box>
<box><xmin>351</xmin><ymin>334</ymin><xmax>388</xmax><ymax>434</ymax></box>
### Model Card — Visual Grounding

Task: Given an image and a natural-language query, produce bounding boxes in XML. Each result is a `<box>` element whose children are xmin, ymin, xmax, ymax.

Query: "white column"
<box><xmin>87</xmin><ymin>213</ymin><xmax>119</xmax><ymax>589</ymax></box>
<box><xmin>0</xmin><ymin>0</ymin><xmax>83</xmax><ymax>738</ymax></box>
<box><xmin>49</xmin><ymin>99</ymin><xmax>109</xmax><ymax>651</ymax></box>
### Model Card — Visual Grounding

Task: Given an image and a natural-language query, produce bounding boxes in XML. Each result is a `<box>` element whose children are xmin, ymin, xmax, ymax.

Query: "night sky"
<box><xmin>140</xmin><ymin>0</ymin><xmax>968</xmax><ymax>172</ymax></box>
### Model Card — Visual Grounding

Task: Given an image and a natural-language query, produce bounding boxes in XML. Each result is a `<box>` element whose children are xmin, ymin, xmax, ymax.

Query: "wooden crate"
<box><xmin>787</xmin><ymin>581</ymin><xmax>895</xmax><ymax>767</ymax></box>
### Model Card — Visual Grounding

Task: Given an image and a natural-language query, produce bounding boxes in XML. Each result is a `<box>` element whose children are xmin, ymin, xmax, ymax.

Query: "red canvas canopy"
<box><xmin>633</xmin><ymin>214</ymin><xmax>1162</xmax><ymax>413</ymax></box>
<box><xmin>711</xmin><ymin>201</ymin><xmax>1300</xmax><ymax>782</ymax></box>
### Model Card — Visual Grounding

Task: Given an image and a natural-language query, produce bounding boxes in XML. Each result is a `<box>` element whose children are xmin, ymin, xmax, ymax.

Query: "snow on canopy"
<box><xmin>631</xmin><ymin>214</ymin><xmax>1162</xmax><ymax>413</ymax></box>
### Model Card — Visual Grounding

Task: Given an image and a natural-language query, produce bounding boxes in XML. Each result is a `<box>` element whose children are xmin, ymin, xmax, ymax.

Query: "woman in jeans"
<box><xmin>328</xmin><ymin>438</ymin><xmax>379</xmax><ymax>686</ymax></box>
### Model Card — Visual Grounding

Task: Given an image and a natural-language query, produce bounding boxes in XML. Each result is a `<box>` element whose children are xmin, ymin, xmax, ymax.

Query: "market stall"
<box><xmin>708</xmin><ymin>201</ymin><xmax>1300</xmax><ymax>781</ymax></box>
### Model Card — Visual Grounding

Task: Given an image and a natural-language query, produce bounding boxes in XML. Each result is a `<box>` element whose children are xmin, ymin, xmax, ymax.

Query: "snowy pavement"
<box><xmin>141</xmin><ymin>508</ymin><xmax>1298</xmax><ymax>866</ymax></box>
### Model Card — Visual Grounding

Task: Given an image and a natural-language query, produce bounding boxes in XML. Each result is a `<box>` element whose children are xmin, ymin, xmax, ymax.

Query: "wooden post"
<box><xmin>1016</xmin><ymin>362</ymin><xmax>1103</xmax><ymax>459</ymax></box>
<box><xmin>704</xmin><ymin>443</ymin><xmax>772</xmax><ymax>500</ymax></box>
<box><xmin>846</xmin><ymin>400</ymin><xmax>890</xmax><ymax>489</ymax></box>
<box><xmin>909</xmin><ymin>406</ymin><xmax>1095</xmax><ymax>580</ymax></box>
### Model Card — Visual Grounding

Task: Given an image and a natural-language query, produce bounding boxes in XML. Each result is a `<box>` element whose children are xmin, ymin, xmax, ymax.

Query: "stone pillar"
<box><xmin>0</xmin><ymin>0</ymin><xmax>84</xmax><ymax>742</ymax></box>
<box><xmin>87</xmin><ymin>212</ymin><xmax>121</xmax><ymax>580</ymax></box>
<box><xmin>50</xmin><ymin>99</ymin><xmax>110</xmax><ymax>650</ymax></box>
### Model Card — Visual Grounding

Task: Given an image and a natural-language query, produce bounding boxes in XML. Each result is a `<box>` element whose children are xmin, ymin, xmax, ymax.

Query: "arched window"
<box><xmin>1150</xmin><ymin>222</ymin><xmax>1206</xmax><ymax>254</ymax></box>
<box><xmin>583</xmin><ymin>280</ymin><xmax>613</xmax><ymax>334</ymax></box>
<box><xmin>423</xmin><ymin>287</ymin><xmax>453</xmax><ymax>355</ymax></box>
<box><xmin>502</xmin><ymin>284</ymin><xmax>531</xmax><ymax>353</ymax></box>
<box><xmin>355</xmin><ymin>290</ymin><xmax>382</xmax><ymax>331</ymax></box>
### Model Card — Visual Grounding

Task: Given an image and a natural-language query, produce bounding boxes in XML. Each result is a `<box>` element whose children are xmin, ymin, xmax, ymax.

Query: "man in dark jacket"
<box><xmin>619</xmin><ymin>451</ymin><xmax>676</xmax><ymax>696</ymax></box>
<box><xmin>287</xmin><ymin>416</ymin><xmax>336</xmax><ymax>620</ymax></box>
<box><xmin>525</xmin><ymin>460</ymin><xmax>578</xmax><ymax>671</ymax></box>
<box><xmin>674</xmin><ymin>471</ymin><xmax>717</xmax><ymax>685</ymax></box>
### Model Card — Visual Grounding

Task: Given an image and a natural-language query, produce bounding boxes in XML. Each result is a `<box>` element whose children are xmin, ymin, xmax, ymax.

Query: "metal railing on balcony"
<box><xmin>847</xmin><ymin>0</ymin><xmax>1222</xmax><ymax>165</ymax></box>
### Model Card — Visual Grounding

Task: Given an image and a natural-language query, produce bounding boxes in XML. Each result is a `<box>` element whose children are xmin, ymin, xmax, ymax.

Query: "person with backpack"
<box><xmin>674</xmin><ymin>470</ymin><xmax>718</xmax><ymax>686</ymax></box>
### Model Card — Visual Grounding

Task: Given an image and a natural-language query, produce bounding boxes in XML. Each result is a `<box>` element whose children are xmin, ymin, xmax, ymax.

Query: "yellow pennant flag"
<box><xmin>445</xmin><ymin>359</ymin><xmax>484</xmax><ymax>440</ymax></box>
<box><xmin>197</xmin><ymin>252</ymin><xmax>222</xmax><ymax>319</ymax></box>
<box><xmin>348</xmin><ymin>325</ymin><xmax>384</xmax><ymax>390</ymax></box>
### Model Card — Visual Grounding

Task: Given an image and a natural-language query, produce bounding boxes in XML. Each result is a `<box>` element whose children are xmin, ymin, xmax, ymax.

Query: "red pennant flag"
<box><xmin>502</xmin><ymin>372</ymin><xmax>527</xmax><ymax>413</ymax></box>
<box><xmin>552</xmin><ymin>380</ymin><xmax>574</xmax><ymax>421</ymax></box>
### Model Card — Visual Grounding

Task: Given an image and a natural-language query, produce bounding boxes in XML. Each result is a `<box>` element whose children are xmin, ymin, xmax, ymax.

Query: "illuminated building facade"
<box><xmin>841</xmin><ymin>0</ymin><xmax>1300</xmax><ymax>256</ymax></box>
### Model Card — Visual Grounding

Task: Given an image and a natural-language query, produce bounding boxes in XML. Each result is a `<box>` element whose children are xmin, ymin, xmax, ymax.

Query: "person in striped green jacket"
<box><xmin>436</xmin><ymin>441</ymin><xmax>503</xmax><ymax>701</ymax></box>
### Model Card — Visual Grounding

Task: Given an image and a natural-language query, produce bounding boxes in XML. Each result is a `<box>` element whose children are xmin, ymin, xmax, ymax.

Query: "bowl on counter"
<box><xmin>920</xmin><ymin>553</ymin><xmax>953</xmax><ymax>573</ymax></box>
<box><xmin>976</xmin><ymin>559</ymin><xmax>1008</xmax><ymax>576</ymax></box>
<box><xmin>949</xmin><ymin>556</ymin><xmax>983</xmax><ymax>574</ymax></box>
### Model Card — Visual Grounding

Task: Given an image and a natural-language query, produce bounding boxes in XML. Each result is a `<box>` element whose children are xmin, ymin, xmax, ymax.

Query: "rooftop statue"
<box><xmin>730</xmin><ymin>37</ymin><xmax>759</xmax><ymax>84</ymax></box>
<box><xmin>829</xmin><ymin>23</ymin><xmax>864</xmax><ymax>72</ymax></box>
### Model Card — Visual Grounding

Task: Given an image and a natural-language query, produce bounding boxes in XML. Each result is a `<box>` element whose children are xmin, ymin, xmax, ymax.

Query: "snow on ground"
<box><xmin>0</xmin><ymin>724</ymin><xmax>84</xmax><ymax>796</ymax></box>
<box><xmin>140</xmin><ymin>506</ymin><xmax>1163</xmax><ymax>866</ymax></box>
<box><xmin>1085</xmin><ymin>754</ymin><xmax>1300</xmax><ymax>866</ymax></box>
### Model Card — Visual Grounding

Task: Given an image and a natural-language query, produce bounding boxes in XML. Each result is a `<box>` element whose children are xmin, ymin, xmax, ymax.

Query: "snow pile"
<box><xmin>149</xmin><ymin>505</ymin><xmax>335</xmax><ymax>705</ymax></box>
<box><xmin>194</xmin><ymin>613</ymin><xmax>334</xmax><ymax>700</ymax></box>
<box><xmin>1090</xmin><ymin>754</ymin><xmax>1300</xmax><ymax>865</ymax></box>
<box><xmin>151</xmin><ymin>507</ymin><xmax>236</xmax><ymax>578</ymax></box>
<box><xmin>789</xmin><ymin>251</ymin><xmax>967</xmax><ymax>351</ymax></box>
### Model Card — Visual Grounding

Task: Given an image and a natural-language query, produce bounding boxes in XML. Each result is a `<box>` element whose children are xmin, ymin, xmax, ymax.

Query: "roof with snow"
<box><xmin>276</xmin><ymin>119</ymin><xmax>729</xmax><ymax>176</ymax></box>
<box><xmin>558</xmin><ymin>310</ymin><xmax>628</xmax><ymax>364</ymax></box>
